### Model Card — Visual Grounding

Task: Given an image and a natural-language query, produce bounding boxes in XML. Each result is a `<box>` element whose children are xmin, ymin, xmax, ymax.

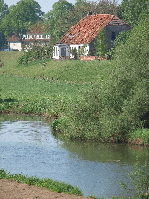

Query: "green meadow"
<box><xmin>0</xmin><ymin>51</ymin><xmax>108</xmax><ymax>117</ymax></box>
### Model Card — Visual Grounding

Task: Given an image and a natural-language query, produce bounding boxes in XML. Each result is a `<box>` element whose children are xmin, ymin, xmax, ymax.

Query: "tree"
<box><xmin>0</xmin><ymin>0</ymin><xmax>8</xmax><ymax>49</ymax></box>
<box><xmin>95</xmin><ymin>0</ymin><xmax>120</xmax><ymax>16</ymax></box>
<box><xmin>120</xmin><ymin>0</ymin><xmax>149</xmax><ymax>26</ymax></box>
<box><xmin>0</xmin><ymin>0</ymin><xmax>8</xmax><ymax>21</ymax></box>
<box><xmin>1</xmin><ymin>0</ymin><xmax>44</xmax><ymax>37</ymax></box>
<box><xmin>73</xmin><ymin>0</ymin><xmax>93</xmax><ymax>21</ymax></box>
<box><xmin>43</xmin><ymin>0</ymin><xmax>74</xmax><ymax>43</ymax></box>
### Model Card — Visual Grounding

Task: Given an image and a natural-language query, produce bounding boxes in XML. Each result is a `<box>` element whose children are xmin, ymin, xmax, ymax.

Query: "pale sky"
<box><xmin>4</xmin><ymin>0</ymin><xmax>122</xmax><ymax>14</ymax></box>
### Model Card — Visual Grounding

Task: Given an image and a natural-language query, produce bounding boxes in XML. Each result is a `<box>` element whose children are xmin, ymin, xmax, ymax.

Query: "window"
<box><xmin>111</xmin><ymin>32</ymin><xmax>116</xmax><ymax>41</ymax></box>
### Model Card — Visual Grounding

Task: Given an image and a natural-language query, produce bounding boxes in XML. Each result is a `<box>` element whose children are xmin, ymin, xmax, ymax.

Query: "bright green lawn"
<box><xmin>0</xmin><ymin>51</ymin><xmax>110</xmax><ymax>117</ymax></box>
<box><xmin>0</xmin><ymin>51</ymin><xmax>110</xmax><ymax>83</ymax></box>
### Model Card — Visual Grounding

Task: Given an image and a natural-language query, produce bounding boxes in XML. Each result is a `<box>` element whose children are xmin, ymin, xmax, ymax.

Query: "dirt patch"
<box><xmin>128</xmin><ymin>138</ymin><xmax>144</xmax><ymax>145</ymax></box>
<box><xmin>0</xmin><ymin>179</ymin><xmax>92</xmax><ymax>199</ymax></box>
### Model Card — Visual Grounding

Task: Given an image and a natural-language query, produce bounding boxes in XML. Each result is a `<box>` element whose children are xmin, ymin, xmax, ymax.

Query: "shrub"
<box><xmin>18</xmin><ymin>44</ymin><xmax>53</xmax><ymax>65</ymax></box>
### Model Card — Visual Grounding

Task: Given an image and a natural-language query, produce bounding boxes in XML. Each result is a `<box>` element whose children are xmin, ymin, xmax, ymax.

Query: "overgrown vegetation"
<box><xmin>0</xmin><ymin>169</ymin><xmax>82</xmax><ymax>196</ymax></box>
<box><xmin>53</xmin><ymin>14</ymin><xmax>149</xmax><ymax>143</ymax></box>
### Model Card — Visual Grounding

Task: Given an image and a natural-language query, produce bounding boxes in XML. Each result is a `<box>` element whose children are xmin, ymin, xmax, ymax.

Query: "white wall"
<box><xmin>53</xmin><ymin>44</ymin><xmax>89</xmax><ymax>59</ymax></box>
<box><xmin>69</xmin><ymin>44</ymin><xmax>89</xmax><ymax>58</ymax></box>
<box><xmin>9</xmin><ymin>41</ymin><xmax>22</xmax><ymax>51</ymax></box>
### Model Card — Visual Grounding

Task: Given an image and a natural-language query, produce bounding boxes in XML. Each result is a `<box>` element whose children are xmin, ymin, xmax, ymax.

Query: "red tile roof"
<box><xmin>7</xmin><ymin>35</ymin><xmax>20</xmax><ymax>42</ymax></box>
<box><xmin>58</xmin><ymin>14</ymin><xmax>128</xmax><ymax>45</ymax></box>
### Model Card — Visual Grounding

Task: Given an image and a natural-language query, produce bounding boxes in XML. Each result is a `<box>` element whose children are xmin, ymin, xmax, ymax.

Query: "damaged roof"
<box><xmin>58</xmin><ymin>14</ymin><xmax>128</xmax><ymax>45</ymax></box>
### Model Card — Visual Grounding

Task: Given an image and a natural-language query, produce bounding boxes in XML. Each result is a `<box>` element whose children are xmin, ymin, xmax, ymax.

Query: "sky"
<box><xmin>4</xmin><ymin>0</ymin><xmax>122</xmax><ymax>14</ymax></box>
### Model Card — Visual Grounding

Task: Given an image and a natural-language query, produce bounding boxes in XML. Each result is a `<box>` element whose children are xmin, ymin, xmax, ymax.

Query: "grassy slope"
<box><xmin>0</xmin><ymin>51</ymin><xmax>109</xmax><ymax>83</ymax></box>
<box><xmin>0</xmin><ymin>51</ymin><xmax>110</xmax><ymax>117</ymax></box>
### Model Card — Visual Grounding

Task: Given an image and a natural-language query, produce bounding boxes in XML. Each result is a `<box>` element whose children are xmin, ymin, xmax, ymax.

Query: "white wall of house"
<box><xmin>9</xmin><ymin>41</ymin><xmax>22</xmax><ymax>51</ymax></box>
<box><xmin>69</xmin><ymin>44</ymin><xmax>89</xmax><ymax>58</ymax></box>
<box><xmin>53</xmin><ymin>44</ymin><xmax>89</xmax><ymax>59</ymax></box>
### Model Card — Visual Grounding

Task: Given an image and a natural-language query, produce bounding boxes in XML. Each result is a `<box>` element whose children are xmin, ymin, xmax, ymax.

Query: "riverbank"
<box><xmin>0</xmin><ymin>179</ymin><xmax>92</xmax><ymax>199</ymax></box>
<box><xmin>0</xmin><ymin>169</ymin><xmax>88</xmax><ymax>198</ymax></box>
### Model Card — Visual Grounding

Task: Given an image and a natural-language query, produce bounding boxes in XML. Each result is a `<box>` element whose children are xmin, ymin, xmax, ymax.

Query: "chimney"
<box><xmin>88</xmin><ymin>11</ymin><xmax>92</xmax><ymax>15</ymax></box>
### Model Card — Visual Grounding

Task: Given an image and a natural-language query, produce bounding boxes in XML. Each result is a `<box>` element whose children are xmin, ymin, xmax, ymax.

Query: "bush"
<box><xmin>18</xmin><ymin>44</ymin><xmax>53</xmax><ymax>65</ymax></box>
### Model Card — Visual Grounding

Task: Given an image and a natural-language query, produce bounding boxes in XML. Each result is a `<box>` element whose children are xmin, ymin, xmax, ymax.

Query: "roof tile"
<box><xmin>58</xmin><ymin>14</ymin><xmax>128</xmax><ymax>45</ymax></box>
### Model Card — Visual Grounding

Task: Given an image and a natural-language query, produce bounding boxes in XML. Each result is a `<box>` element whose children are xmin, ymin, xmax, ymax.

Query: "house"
<box><xmin>7</xmin><ymin>24</ymin><xmax>50</xmax><ymax>51</ymax></box>
<box><xmin>7</xmin><ymin>35</ymin><xmax>22</xmax><ymax>51</ymax></box>
<box><xmin>53</xmin><ymin>14</ymin><xmax>130</xmax><ymax>59</ymax></box>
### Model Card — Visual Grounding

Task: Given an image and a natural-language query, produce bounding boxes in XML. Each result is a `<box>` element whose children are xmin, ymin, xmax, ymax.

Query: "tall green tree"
<box><xmin>1</xmin><ymin>0</ymin><xmax>44</xmax><ymax>37</ymax></box>
<box><xmin>95</xmin><ymin>0</ymin><xmax>120</xmax><ymax>16</ymax></box>
<box><xmin>0</xmin><ymin>0</ymin><xmax>8</xmax><ymax>20</ymax></box>
<box><xmin>73</xmin><ymin>0</ymin><xmax>93</xmax><ymax>21</ymax></box>
<box><xmin>94</xmin><ymin>29</ymin><xmax>108</xmax><ymax>57</ymax></box>
<box><xmin>0</xmin><ymin>0</ymin><xmax>8</xmax><ymax>49</ymax></box>
<box><xmin>44</xmin><ymin>0</ymin><xmax>74</xmax><ymax>43</ymax></box>
<box><xmin>120</xmin><ymin>0</ymin><xmax>149</xmax><ymax>26</ymax></box>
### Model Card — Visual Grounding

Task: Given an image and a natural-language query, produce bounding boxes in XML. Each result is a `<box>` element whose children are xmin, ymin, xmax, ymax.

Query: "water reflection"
<box><xmin>60</xmin><ymin>139</ymin><xmax>149</xmax><ymax>165</ymax></box>
<box><xmin>0</xmin><ymin>114</ymin><xmax>149</xmax><ymax>198</ymax></box>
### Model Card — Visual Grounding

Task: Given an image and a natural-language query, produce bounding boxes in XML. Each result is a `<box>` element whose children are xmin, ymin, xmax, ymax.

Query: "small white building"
<box><xmin>7</xmin><ymin>35</ymin><xmax>22</xmax><ymax>51</ymax></box>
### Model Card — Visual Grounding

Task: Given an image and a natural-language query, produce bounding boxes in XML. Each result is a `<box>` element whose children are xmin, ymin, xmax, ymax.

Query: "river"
<box><xmin>0</xmin><ymin>114</ymin><xmax>148</xmax><ymax>198</ymax></box>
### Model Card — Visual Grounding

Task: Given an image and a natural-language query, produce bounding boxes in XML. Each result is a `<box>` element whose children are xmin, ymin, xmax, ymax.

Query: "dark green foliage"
<box><xmin>110</xmin><ymin>29</ymin><xmax>131</xmax><ymax>58</ymax></box>
<box><xmin>1</xmin><ymin>0</ymin><xmax>44</xmax><ymax>37</ymax></box>
<box><xmin>120</xmin><ymin>0</ymin><xmax>149</xmax><ymax>26</ymax></box>
<box><xmin>43</xmin><ymin>0</ymin><xmax>74</xmax><ymax>43</ymax></box>
<box><xmin>94</xmin><ymin>29</ymin><xmax>108</xmax><ymax>57</ymax></box>
<box><xmin>56</xmin><ymin>14</ymin><xmax>149</xmax><ymax>142</ymax></box>
<box><xmin>0</xmin><ymin>0</ymin><xmax>8</xmax><ymax>21</ymax></box>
